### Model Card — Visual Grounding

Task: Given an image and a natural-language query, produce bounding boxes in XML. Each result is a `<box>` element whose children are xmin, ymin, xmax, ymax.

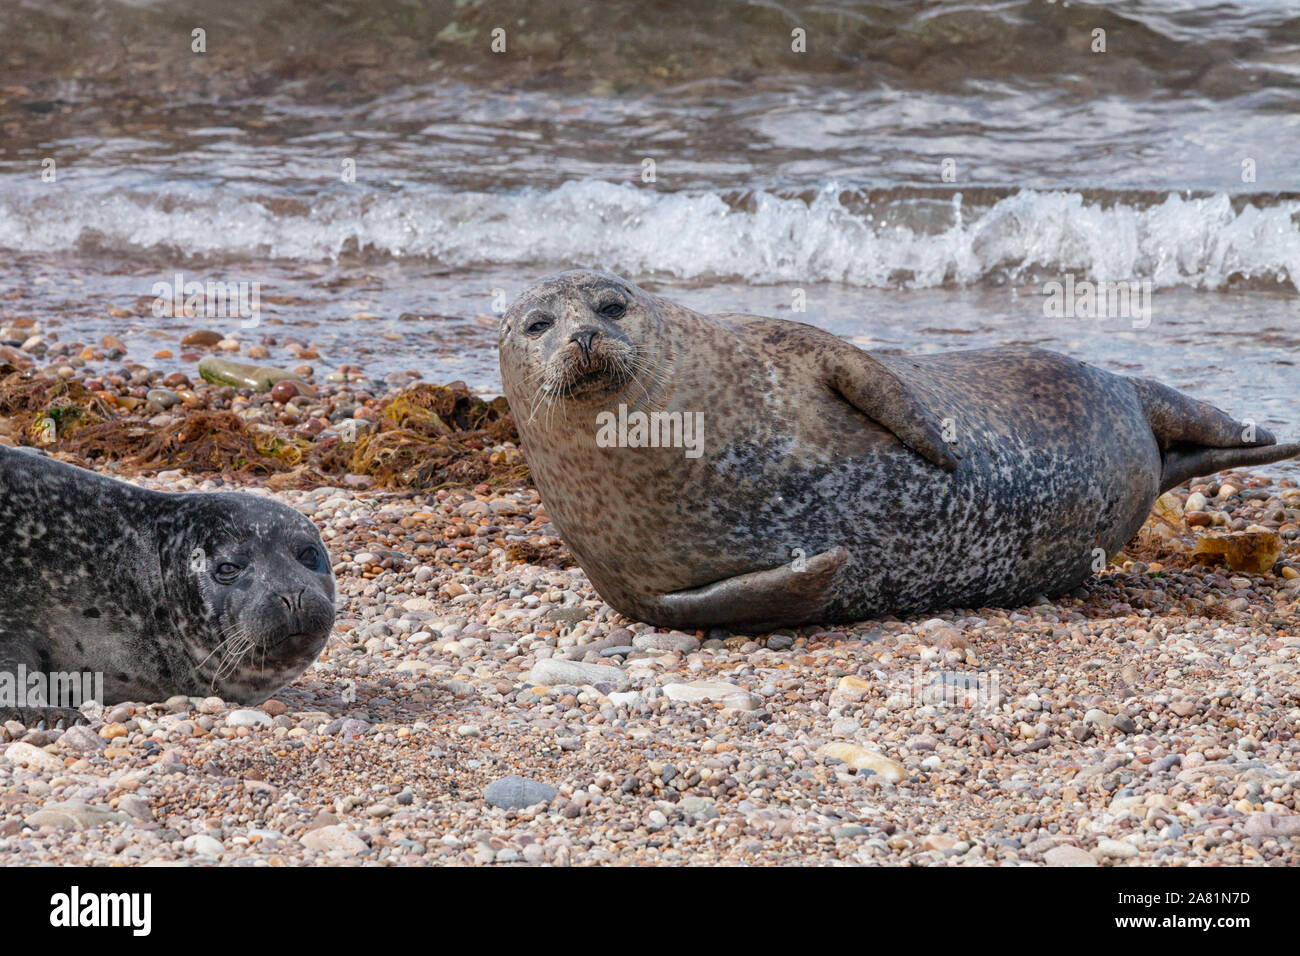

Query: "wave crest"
<box><xmin>1</xmin><ymin>180</ymin><xmax>1295</xmax><ymax>290</ymax></box>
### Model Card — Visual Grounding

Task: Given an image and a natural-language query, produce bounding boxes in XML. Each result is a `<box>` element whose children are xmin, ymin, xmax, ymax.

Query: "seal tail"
<box><xmin>1160</xmin><ymin>441</ymin><xmax>1300</xmax><ymax>493</ymax></box>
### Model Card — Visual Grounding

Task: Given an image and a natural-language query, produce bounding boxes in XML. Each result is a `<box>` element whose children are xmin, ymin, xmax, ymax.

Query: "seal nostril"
<box><xmin>571</xmin><ymin>327</ymin><xmax>598</xmax><ymax>357</ymax></box>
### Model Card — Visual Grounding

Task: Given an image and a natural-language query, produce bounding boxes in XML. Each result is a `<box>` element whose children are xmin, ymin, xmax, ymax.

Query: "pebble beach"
<box><xmin>2</xmin><ymin>334</ymin><xmax>1300</xmax><ymax>867</ymax></box>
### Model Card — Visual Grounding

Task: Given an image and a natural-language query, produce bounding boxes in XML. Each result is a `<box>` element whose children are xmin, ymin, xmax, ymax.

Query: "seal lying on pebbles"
<box><xmin>0</xmin><ymin>447</ymin><xmax>335</xmax><ymax>720</ymax></box>
<box><xmin>499</xmin><ymin>270</ymin><xmax>1300</xmax><ymax>629</ymax></box>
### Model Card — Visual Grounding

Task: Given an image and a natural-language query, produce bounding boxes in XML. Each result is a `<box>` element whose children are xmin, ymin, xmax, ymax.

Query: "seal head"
<box><xmin>171</xmin><ymin>493</ymin><xmax>336</xmax><ymax>703</ymax></box>
<box><xmin>499</xmin><ymin>270</ymin><xmax>669</xmax><ymax>416</ymax></box>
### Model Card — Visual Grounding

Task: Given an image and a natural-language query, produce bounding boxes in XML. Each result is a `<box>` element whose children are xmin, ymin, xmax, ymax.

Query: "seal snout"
<box><xmin>278</xmin><ymin>588</ymin><xmax>307</xmax><ymax>615</ymax></box>
<box><xmin>570</xmin><ymin>326</ymin><xmax>600</xmax><ymax>360</ymax></box>
<box><xmin>549</xmin><ymin>325</ymin><xmax>632</xmax><ymax>400</ymax></box>
<box><xmin>263</xmin><ymin>587</ymin><xmax>334</xmax><ymax>658</ymax></box>
<box><xmin>500</xmin><ymin>271</ymin><xmax>652</xmax><ymax>407</ymax></box>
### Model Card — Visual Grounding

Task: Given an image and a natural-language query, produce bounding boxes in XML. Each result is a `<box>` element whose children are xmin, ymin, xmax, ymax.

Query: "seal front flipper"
<box><xmin>822</xmin><ymin>344</ymin><xmax>959</xmax><ymax>471</ymax></box>
<box><xmin>0</xmin><ymin>704</ymin><xmax>85</xmax><ymax>728</ymax></box>
<box><xmin>0</xmin><ymin>641</ymin><xmax>85</xmax><ymax>728</ymax></box>
<box><xmin>643</xmin><ymin>546</ymin><xmax>850</xmax><ymax>631</ymax></box>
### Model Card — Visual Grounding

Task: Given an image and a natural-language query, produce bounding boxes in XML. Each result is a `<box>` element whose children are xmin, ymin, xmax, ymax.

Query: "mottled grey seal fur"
<box><xmin>499</xmin><ymin>270</ymin><xmax>1300</xmax><ymax>630</ymax></box>
<box><xmin>0</xmin><ymin>447</ymin><xmax>335</xmax><ymax>718</ymax></box>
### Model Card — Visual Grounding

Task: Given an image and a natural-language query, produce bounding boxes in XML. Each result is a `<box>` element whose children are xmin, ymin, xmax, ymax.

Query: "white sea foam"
<box><xmin>1</xmin><ymin>179</ymin><xmax>1296</xmax><ymax>290</ymax></box>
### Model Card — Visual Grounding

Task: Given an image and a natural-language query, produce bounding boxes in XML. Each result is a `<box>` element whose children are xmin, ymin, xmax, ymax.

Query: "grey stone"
<box><xmin>300</xmin><ymin>825</ymin><xmax>368</xmax><ymax>855</ymax></box>
<box><xmin>338</xmin><ymin>718</ymin><xmax>371</xmax><ymax>737</ymax></box>
<box><xmin>226</xmin><ymin>709</ymin><xmax>271</xmax><ymax>728</ymax></box>
<box><xmin>1083</xmin><ymin>708</ymin><xmax>1113</xmax><ymax>729</ymax></box>
<box><xmin>183</xmin><ymin>834</ymin><xmax>224</xmax><ymax>856</ymax></box>
<box><xmin>1095</xmin><ymin>838</ymin><xmax>1138</xmax><ymax>859</ymax></box>
<box><xmin>832</xmin><ymin>825</ymin><xmax>869</xmax><ymax>839</ymax></box>
<box><xmin>545</xmin><ymin>606</ymin><xmax>589</xmax><ymax>625</ymax></box>
<box><xmin>529</xmin><ymin>659</ymin><xmax>626</xmax><ymax>688</ymax></box>
<box><xmin>26</xmin><ymin>801</ymin><xmax>127</xmax><ymax>830</ymax></box>
<box><xmin>661</xmin><ymin>681</ymin><xmax>760</xmax><ymax>710</ymax></box>
<box><xmin>562</xmin><ymin>637</ymin><xmax>618</xmax><ymax>660</ymax></box>
<box><xmin>632</xmin><ymin>632</ymin><xmax>701</xmax><ymax>654</ymax></box>
<box><xmin>1244</xmin><ymin>812</ymin><xmax>1300</xmax><ymax>838</ymax></box>
<box><xmin>930</xmin><ymin>672</ymin><xmax>981</xmax><ymax>690</ymax></box>
<box><xmin>484</xmin><ymin>775</ymin><xmax>559</xmax><ymax>810</ymax></box>
<box><xmin>117</xmin><ymin>795</ymin><xmax>153</xmax><ymax>822</ymax></box>
<box><xmin>680</xmin><ymin>796</ymin><xmax>720</xmax><ymax>821</ymax></box>
<box><xmin>1042</xmin><ymin>844</ymin><xmax>1097</xmax><ymax>867</ymax></box>
<box><xmin>59</xmin><ymin>725</ymin><xmax>107</xmax><ymax>752</ymax></box>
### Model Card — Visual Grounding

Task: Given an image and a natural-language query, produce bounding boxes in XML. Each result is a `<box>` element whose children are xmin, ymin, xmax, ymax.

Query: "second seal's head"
<box><xmin>175</xmin><ymin>493</ymin><xmax>336</xmax><ymax>703</ymax></box>
<box><xmin>499</xmin><ymin>270</ymin><xmax>661</xmax><ymax>410</ymax></box>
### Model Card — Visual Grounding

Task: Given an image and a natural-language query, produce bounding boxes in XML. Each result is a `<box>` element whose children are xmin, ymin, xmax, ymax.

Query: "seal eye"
<box><xmin>598</xmin><ymin>301</ymin><xmax>626</xmax><ymax>320</ymax></box>
<box><xmin>297</xmin><ymin>546</ymin><xmax>323</xmax><ymax>571</ymax></box>
<box><xmin>215</xmin><ymin>562</ymin><xmax>242</xmax><ymax>583</ymax></box>
<box><xmin>525</xmin><ymin>315</ymin><xmax>554</xmax><ymax>336</ymax></box>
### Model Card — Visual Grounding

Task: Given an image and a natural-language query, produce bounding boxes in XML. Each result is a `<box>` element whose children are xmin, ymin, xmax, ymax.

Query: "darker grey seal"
<box><xmin>499</xmin><ymin>269</ymin><xmax>1300</xmax><ymax>630</ymax></box>
<box><xmin>0</xmin><ymin>447</ymin><xmax>335</xmax><ymax>721</ymax></box>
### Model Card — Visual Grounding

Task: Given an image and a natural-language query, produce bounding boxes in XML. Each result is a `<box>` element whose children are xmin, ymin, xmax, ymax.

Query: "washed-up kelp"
<box><xmin>341</xmin><ymin>382</ymin><xmax>525</xmax><ymax>489</ymax></box>
<box><xmin>0</xmin><ymin>367</ymin><xmax>525</xmax><ymax>490</ymax></box>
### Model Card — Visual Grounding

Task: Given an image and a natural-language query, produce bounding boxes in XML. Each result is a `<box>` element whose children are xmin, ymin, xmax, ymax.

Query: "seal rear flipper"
<box><xmin>643</xmin><ymin>546</ymin><xmax>850</xmax><ymax>631</ymax></box>
<box><xmin>1160</xmin><ymin>441</ymin><xmax>1300</xmax><ymax>494</ymax></box>
<box><xmin>1129</xmin><ymin>377</ymin><xmax>1300</xmax><ymax>490</ymax></box>
<box><xmin>1133</xmin><ymin>376</ymin><xmax>1277</xmax><ymax>450</ymax></box>
<box><xmin>824</xmin><ymin>347</ymin><xmax>959</xmax><ymax>471</ymax></box>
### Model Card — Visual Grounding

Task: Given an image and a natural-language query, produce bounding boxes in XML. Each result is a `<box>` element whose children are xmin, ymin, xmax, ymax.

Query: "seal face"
<box><xmin>500</xmin><ymin>270</ymin><xmax>1300</xmax><ymax>630</ymax></box>
<box><xmin>500</xmin><ymin>270</ymin><xmax>660</xmax><ymax>417</ymax></box>
<box><xmin>0</xmin><ymin>448</ymin><xmax>336</xmax><ymax>708</ymax></box>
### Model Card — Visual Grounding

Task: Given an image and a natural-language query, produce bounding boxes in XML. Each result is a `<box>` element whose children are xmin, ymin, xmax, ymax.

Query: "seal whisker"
<box><xmin>193</xmin><ymin>628</ymin><xmax>241</xmax><ymax>676</ymax></box>
<box><xmin>213</xmin><ymin>631</ymin><xmax>256</xmax><ymax>686</ymax></box>
<box><xmin>208</xmin><ymin>619</ymin><xmax>258</xmax><ymax>687</ymax></box>
<box><xmin>620</xmin><ymin>345</ymin><xmax>671</xmax><ymax>411</ymax></box>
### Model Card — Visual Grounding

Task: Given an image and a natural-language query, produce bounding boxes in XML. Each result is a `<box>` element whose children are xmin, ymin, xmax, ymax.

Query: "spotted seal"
<box><xmin>0</xmin><ymin>447</ymin><xmax>335</xmax><ymax>720</ymax></box>
<box><xmin>499</xmin><ymin>269</ymin><xmax>1300</xmax><ymax>630</ymax></box>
